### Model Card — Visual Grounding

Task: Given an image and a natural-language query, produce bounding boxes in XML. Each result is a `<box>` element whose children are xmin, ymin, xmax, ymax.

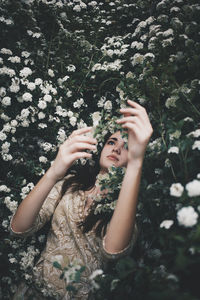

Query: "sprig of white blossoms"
<box><xmin>93</xmin><ymin>166</ymin><xmax>126</xmax><ymax>215</ymax></box>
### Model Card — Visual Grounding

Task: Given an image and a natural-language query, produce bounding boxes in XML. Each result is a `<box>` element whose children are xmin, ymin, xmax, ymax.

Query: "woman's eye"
<box><xmin>107</xmin><ymin>140</ymin><xmax>115</xmax><ymax>145</ymax></box>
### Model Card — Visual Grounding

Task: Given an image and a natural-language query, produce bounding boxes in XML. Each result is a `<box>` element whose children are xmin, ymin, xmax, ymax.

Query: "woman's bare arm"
<box><xmin>11</xmin><ymin>169</ymin><xmax>58</xmax><ymax>232</ymax></box>
<box><xmin>103</xmin><ymin>159</ymin><xmax>143</xmax><ymax>253</ymax></box>
<box><xmin>11</xmin><ymin>127</ymin><xmax>97</xmax><ymax>233</ymax></box>
<box><xmin>104</xmin><ymin>100</ymin><xmax>153</xmax><ymax>253</ymax></box>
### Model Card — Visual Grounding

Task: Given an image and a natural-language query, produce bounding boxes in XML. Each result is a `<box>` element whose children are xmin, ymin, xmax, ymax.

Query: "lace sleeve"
<box><xmin>9</xmin><ymin>179</ymin><xmax>64</xmax><ymax>238</ymax></box>
<box><xmin>100</xmin><ymin>223</ymin><xmax>138</xmax><ymax>261</ymax></box>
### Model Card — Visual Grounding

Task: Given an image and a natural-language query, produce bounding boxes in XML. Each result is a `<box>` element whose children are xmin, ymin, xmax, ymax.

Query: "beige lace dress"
<box><xmin>10</xmin><ymin>176</ymin><xmax>138</xmax><ymax>300</ymax></box>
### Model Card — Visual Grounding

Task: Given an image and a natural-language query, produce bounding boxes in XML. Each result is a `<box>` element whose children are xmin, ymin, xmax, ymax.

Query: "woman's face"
<box><xmin>99</xmin><ymin>131</ymin><xmax>128</xmax><ymax>173</ymax></box>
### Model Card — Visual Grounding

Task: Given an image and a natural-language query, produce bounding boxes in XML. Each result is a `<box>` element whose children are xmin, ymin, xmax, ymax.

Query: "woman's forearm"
<box><xmin>11</xmin><ymin>168</ymin><xmax>58</xmax><ymax>233</ymax></box>
<box><xmin>104</xmin><ymin>159</ymin><xmax>143</xmax><ymax>253</ymax></box>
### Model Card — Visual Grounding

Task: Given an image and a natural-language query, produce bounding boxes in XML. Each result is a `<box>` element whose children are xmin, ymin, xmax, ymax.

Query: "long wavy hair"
<box><xmin>58</xmin><ymin>131</ymin><xmax>112</xmax><ymax>237</ymax></box>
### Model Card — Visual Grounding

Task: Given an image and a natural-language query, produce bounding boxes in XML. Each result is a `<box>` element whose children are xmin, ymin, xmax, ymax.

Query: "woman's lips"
<box><xmin>107</xmin><ymin>155</ymin><xmax>119</xmax><ymax>161</ymax></box>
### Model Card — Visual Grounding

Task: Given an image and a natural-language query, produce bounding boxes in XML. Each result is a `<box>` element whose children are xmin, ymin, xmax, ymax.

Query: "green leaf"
<box><xmin>53</xmin><ymin>261</ymin><xmax>62</xmax><ymax>270</ymax></box>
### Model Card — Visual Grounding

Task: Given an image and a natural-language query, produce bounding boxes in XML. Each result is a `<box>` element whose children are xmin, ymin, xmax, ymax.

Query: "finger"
<box><xmin>71</xmin><ymin>152</ymin><xmax>93</xmax><ymax>161</ymax></box>
<box><xmin>117</xmin><ymin>116</ymin><xmax>145</xmax><ymax>130</ymax></box>
<box><xmin>70</xmin><ymin>142</ymin><xmax>97</xmax><ymax>152</ymax></box>
<box><xmin>116</xmin><ymin>116</ymin><xmax>138</xmax><ymax>124</ymax></box>
<box><xmin>121</xmin><ymin>122</ymin><xmax>140</xmax><ymax>133</ymax></box>
<box><xmin>127</xmin><ymin>99</ymin><xmax>145</xmax><ymax>110</ymax></box>
<box><xmin>73</xmin><ymin>135</ymin><xmax>97</xmax><ymax>145</ymax></box>
<box><xmin>71</xmin><ymin>127</ymin><xmax>93</xmax><ymax>137</ymax></box>
<box><xmin>119</xmin><ymin>108</ymin><xmax>141</xmax><ymax>116</ymax></box>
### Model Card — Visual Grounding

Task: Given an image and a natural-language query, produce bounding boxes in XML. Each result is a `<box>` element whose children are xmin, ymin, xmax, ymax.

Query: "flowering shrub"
<box><xmin>0</xmin><ymin>0</ymin><xmax>200</xmax><ymax>299</ymax></box>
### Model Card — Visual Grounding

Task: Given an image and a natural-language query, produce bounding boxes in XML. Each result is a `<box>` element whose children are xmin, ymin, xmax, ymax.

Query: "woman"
<box><xmin>10</xmin><ymin>100</ymin><xmax>153</xmax><ymax>299</ymax></box>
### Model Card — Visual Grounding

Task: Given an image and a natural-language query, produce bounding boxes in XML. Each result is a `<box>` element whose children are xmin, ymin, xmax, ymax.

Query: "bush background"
<box><xmin>0</xmin><ymin>0</ymin><xmax>200</xmax><ymax>299</ymax></box>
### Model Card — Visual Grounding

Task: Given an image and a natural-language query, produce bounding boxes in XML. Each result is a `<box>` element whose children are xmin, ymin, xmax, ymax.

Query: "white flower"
<box><xmin>2</xmin><ymin>96</ymin><xmax>11</xmax><ymax>106</ymax></box>
<box><xmin>163</xmin><ymin>29</ymin><xmax>174</xmax><ymax>37</ymax></box>
<box><xmin>38</xmin><ymin>112</ymin><xmax>45</xmax><ymax>119</ymax></box>
<box><xmin>21</xmin><ymin>120</ymin><xmax>30</xmax><ymax>127</ymax></box>
<box><xmin>160</xmin><ymin>220</ymin><xmax>174</xmax><ymax>229</ymax></box>
<box><xmin>144</xmin><ymin>53</ymin><xmax>155</xmax><ymax>60</ymax></box>
<box><xmin>19</xmin><ymin>67</ymin><xmax>32</xmax><ymax>77</ymax></box>
<box><xmin>35</xmin><ymin>78</ymin><xmax>43</xmax><ymax>85</ymax></box>
<box><xmin>92</xmin><ymin>112</ymin><xmax>101</xmax><ymax>126</ymax></box>
<box><xmin>170</xmin><ymin>183</ymin><xmax>184</xmax><ymax>197</ymax></box>
<box><xmin>22</xmin><ymin>92</ymin><xmax>32</xmax><ymax>102</ymax></box>
<box><xmin>27</xmin><ymin>82</ymin><xmax>36</xmax><ymax>91</ymax></box>
<box><xmin>20</xmin><ymin>108</ymin><xmax>30</xmax><ymax>118</ymax></box>
<box><xmin>185</xmin><ymin>179</ymin><xmax>200</xmax><ymax>197</ymax></box>
<box><xmin>104</xmin><ymin>100</ymin><xmax>112</xmax><ymax>110</ymax></box>
<box><xmin>1</xmin><ymin>142</ymin><xmax>10</xmax><ymax>153</ymax></box>
<box><xmin>177</xmin><ymin>206</ymin><xmax>198</xmax><ymax>227</ymax></box>
<box><xmin>168</xmin><ymin>146</ymin><xmax>179</xmax><ymax>154</ymax></box>
<box><xmin>48</xmin><ymin>69</ymin><xmax>55</xmax><ymax>77</ymax></box>
<box><xmin>89</xmin><ymin>269</ymin><xmax>103</xmax><ymax>280</ymax></box>
<box><xmin>39</xmin><ymin>156</ymin><xmax>47</xmax><ymax>163</ymax></box>
<box><xmin>0</xmin><ymin>131</ymin><xmax>7</xmax><ymax>141</ymax></box>
<box><xmin>0</xmin><ymin>185</ymin><xmax>10</xmax><ymax>192</ymax></box>
<box><xmin>38</xmin><ymin>123</ymin><xmax>47</xmax><ymax>129</ymax></box>
<box><xmin>165</xmin><ymin>95</ymin><xmax>178</xmax><ymax>108</ymax></box>
<box><xmin>38</xmin><ymin>100</ymin><xmax>47</xmax><ymax>110</ymax></box>
<box><xmin>131</xmin><ymin>53</ymin><xmax>144</xmax><ymax>66</ymax></box>
<box><xmin>187</xmin><ymin>129</ymin><xmax>200</xmax><ymax>138</ymax></box>
<box><xmin>57</xmin><ymin>128</ymin><xmax>66</xmax><ymax>143</ymax></box>
<box><xmin>67</xmin><ymin>64</ymin><xmax>76</xmax><ymax>72</ymax></box>
<box><xmin>69</xmin><ymin>116</ymin><xmax>77</xmax><ymax>127</ymax></box>
<box><xmin>8</xmin><ymin>56</ymin><xmax>21</xmax><ymax>63</ymax></box>
<box><xmin>1</xmin><ymin>48</ymin><xmax>12</xmax><ymax>55</ymax></box>
<box><xmin>3</xmin><ymin>123</ymin><xmax>11</xmax><ymax>132</ymax></box>
<box><xmin>9</xmin><ymin>258</ymin><xmax>17</xmax><ymax>264</ymax></box>
<box><xmin>43</xmin><ymin>94</ymin><xmax>52</xmax><ymax>102</ymax></box>
<box><xmin>21</xmin><ymin>51</ymin><xmax>31</xmax><ymax>58</ymax></box>
<box><xmin>10</xmin><ymin>83</ymin><xmax>20</xmax><ymax>93</ymax></box>
<box><xmin>4</xmin><ymin>197</ymin><xmax>18</xmax><ymax>213</ymax></box>
<box><xmin>131</xmin><ymin>41</ymin><xmax>144</xmax><ymax>50</ymax></box>
<box><xmin>0</xmin><ymin>87</ymin><xmax>6</xmax><ymax>97</ymax></box>
<box><xmin>41</xmin><ymin>142</ymin><xmax>53</xmax><ymax>152</ymax></box>
<box><xmin>73</xmin><ymin>5</ymin><xmax>81</xmax><ymax>12</ymax></box>
<box><xmin>192</xmin><ymin>140</ymin><xmax>200</xmax><ymax>150</ymax></box>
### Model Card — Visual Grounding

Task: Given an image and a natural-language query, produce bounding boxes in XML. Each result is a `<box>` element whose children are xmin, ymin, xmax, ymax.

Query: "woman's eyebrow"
<box><xmin>109</xmin><ymin>137</ymin><xmax>118</xmax><ymax>141</ymax></box>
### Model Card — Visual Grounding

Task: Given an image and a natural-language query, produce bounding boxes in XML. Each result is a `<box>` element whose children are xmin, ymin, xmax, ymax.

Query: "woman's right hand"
<box><xmin>47</xmin><ymin>127</ymin><xmax>97</xmax><ymax>181</ymax></box>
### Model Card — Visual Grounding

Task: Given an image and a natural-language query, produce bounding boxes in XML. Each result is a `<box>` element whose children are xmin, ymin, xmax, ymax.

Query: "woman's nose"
<box><xmin>112</xmin><ymin>146</ymin><xmax>121</xmax><ymax>154</ymax></box>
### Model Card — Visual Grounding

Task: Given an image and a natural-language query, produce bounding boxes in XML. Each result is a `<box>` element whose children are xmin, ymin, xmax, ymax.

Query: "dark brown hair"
<box><xmin>58</xmin><ymin>131</ymin><xmax>113</xmax><ymax>237</ymax></box>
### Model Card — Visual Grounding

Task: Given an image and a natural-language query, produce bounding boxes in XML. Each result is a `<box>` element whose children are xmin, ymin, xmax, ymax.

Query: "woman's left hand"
<box><xmin>116</xmin><ymin>99</ymin><xmax>153</xmax><ymax>163</ymax></box>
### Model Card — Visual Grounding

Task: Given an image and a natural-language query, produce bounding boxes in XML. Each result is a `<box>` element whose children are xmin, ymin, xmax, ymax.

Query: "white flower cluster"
<box><xmin>92</xmin><ymin>59</ymin><xmax>123</xmax><ymax>72</ymax></box>
<box><xmin>19</xmin><ymin>245</ymin><xmax>40</xmax><ymax>270</ymax></box>
<box><xmin>20</xmin><ymin>182</ymin><xmax>35</xmax><ymax>200</ymax></box>
<box><xmin>101</xmin><ymin>36</ymin><xmax>129</xmax><ymax>57</ymax></box>
<box><xmin>0</xmin><ymin>184</ymin><xmax>11</xmax><ymax>192</ymax></box>
<box><xmin>192</xmin><ymin>141</ymin><xmax>200</xmax><ymax>151</ymax></box>
<box><xmin>165</xmin><ymin>95</ymin><xmax>179</xmax><ymax>108</ymax></box>
<box><xmin>168</xmin><ymin>146</ymin><xmax>179</xmax><ymax>154</ymax></box>
<box><xmin>57</xmin><ymin>128</ymin><xmax>67</xmax><ymax>144</ymax></box>
<box><xmin>4</xmin><ymin>196</ymin><xmax>18</xmax><ymax>214</ymax></box>
<box><xmin>170</xmin><ymin>179</ymin><xmax>200</xmax><ymax>198</ymax></box>
<box><xmin>39</xmin><ymin>156</ymin><xmax>48</xmax><ymax>163</ymax></box>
